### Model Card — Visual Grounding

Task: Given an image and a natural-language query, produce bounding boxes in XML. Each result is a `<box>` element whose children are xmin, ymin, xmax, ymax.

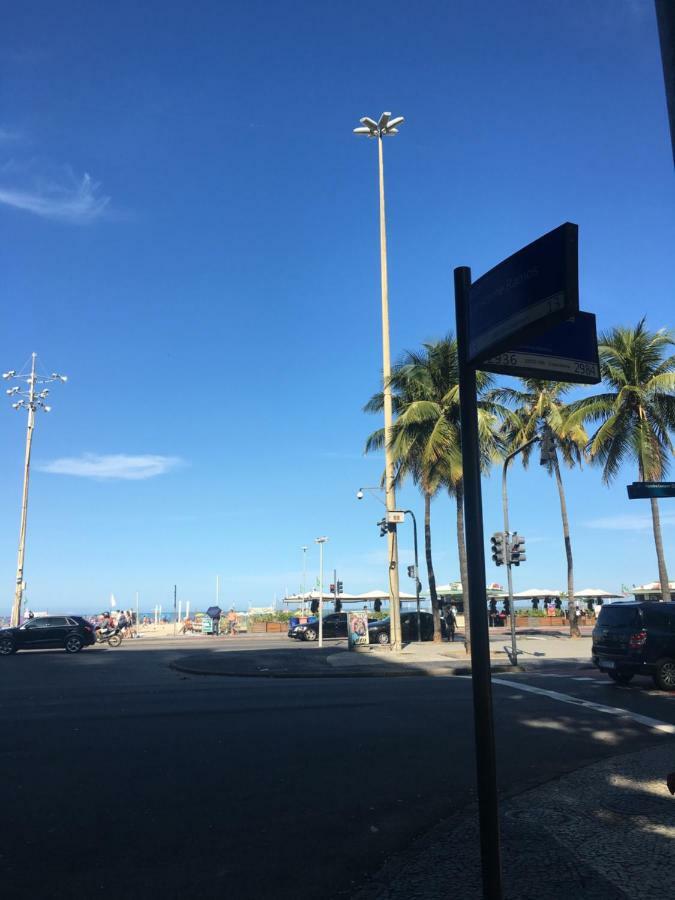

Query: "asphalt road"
<box><xmin>2</xmin><ymin>637</ymin><xmax>674</xmax><ymax>900</ymax></box>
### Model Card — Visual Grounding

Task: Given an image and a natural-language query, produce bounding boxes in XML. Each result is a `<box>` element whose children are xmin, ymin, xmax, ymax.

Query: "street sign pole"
<box><xmin>454</xmin><ymin>265</ymin><xmax>503</xmax><ymax>900</ymax></box>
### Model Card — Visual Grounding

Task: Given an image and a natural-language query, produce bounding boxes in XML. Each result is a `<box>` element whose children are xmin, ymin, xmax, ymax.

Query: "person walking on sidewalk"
<box><xmin>443</xmin><ymin>604</ymin><xmax>456</xmax><ymax>642</ymax></box>
<box><xmin>227</xmin><ymin>608</ymin><xmax>238</xmax><ymax>635</ymax></box>
<box><xmin>212</xmin><ymin>609</ymin><xmax>221</xmax><ymax>635</ymax></box>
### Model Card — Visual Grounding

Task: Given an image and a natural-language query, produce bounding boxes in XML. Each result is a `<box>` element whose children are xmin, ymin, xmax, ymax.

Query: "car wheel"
<box><xmin>608</xmin><ymin>669</ymin><xmax>634</xmax><ymax>685</ymax></box>
<box><xmin>377</xmin><ymin>632</ymin><xmax>390</xmax><ymax>645</ymax></box>
<box><xmin>653</xmin><ymin>659</ymin><xmax>675</xmax><ymax>691</ymax></box>
<box><xmin>64</xmin><ymin>635</ymin><xmax>83</xmax><ymax>654</ymax></box>
<box><xmin>0</xmin><ymin>636</ymin><xmax>16</xmax><ymax>655</ymax></box>
<box><xmin>303</xmin><ymin>629</ymin><xmax>317</xmax><ymax>642</ymax></box>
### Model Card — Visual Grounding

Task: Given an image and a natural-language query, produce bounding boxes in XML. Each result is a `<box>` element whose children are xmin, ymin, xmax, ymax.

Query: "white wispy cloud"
<box><xmin>37</xmin><ymin>453</ymin><xmax>184</xmax><ymax>481</ymax></box>
<box><xmin>0</xmin><ymin>127</ymin><xmax>22</xmax><ymax>143</ymax></box>
<box><xmin>0</xmin><ymin>165</ymin><xmax>110</xmax><ymax>223</ymax></box>
<box><xmin>584</xmin><ymin>513</ymin><xmax>675</xmax><ymax>531</ymax></box>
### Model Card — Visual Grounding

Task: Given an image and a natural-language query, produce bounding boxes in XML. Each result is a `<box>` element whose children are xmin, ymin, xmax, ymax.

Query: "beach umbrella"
<box><xmin>513</xmin><ymin>588</ymin><xmax>561</xmax><ymax>598</ymax></box>
<box><xmin>573</xmin><ymin>588</ymin><xmax>622</xmax><ymax>599</ymax></box>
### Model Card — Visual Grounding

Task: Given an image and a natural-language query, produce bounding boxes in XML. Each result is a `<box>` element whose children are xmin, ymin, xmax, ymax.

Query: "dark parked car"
<box><xmin>368</xmin><ymin>611</ymin><xmax>446</xmax><ymax>644</ymax></box>
<box><xmin>293</xmin><ymin>613</ymin><xmax>349</xmax><ymax>642</ymax></box>
<box><xmin>288</xmin><ymin>617</ymin><xmax>318</xmax><ymax>639</ymax></box>
<box><xmin>0</xmin><ymin>616</ymin><xmax>96</xmax><ymax>655</ymax></box>
<box><xmin>592</xmin><ymin>601</ymin><xmax>675</xmax><ymax>690</ymax></box>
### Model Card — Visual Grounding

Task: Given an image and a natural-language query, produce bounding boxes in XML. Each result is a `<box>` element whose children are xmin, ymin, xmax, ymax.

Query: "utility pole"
<box><xmin>502</xmin><ymin>436</ymin><xmax>538</xmax><ymax>664</ymax></box>
<box><xmin>301</xmin><ymin>546</ymin><xmax>308</xmax><ymax>613</ymax></box>
<box><xmin>354</xmin><ymin>112</ymin><xmax>404</xmax><ymax>651</ymax></box>
<box><xmin>315</xmin><ymin>537</ymin><xmax>328</xmax><ymax>648</ymax></box>
<box><xmin>4</xmin><ymin>354</ymin><xmax>67</xmax><ymax>626</ymax></box>
<box><xmin>403</xmin><ymin>510</ymin><xmax>422</xmax><ymax>642</ymax></box>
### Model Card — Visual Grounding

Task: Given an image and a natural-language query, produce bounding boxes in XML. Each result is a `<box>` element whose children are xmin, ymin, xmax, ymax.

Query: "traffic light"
<box><xmin>490</xmin><ymin>532</ymin><xmax>506</xmax><ymax>566</ymax></box>
<box><xmin>539</xmin><ymin>428</ymin><xmax>556</xmax><ymax>465</ymax></box>
<box><xmin>335</xmin><ymin>598</ymin><xmax>342</xmax><ymax>613</ymax></box>
<box><xmin>377</xmin><ymin>518</ymin><xmax>388</xmax><ymax>537</ymax></box>
<box><xmin>510</xmin><ymin>534</ymin><xmax>526</xmax><ymax>566</ymax></box>
<box><xmin>407</xmin><ymin>565</ymin><xmax>417</xmax><ymax>579</ymax></box>
<box><xmin>503</xmin><ymin>597</ymin><xmax>510</xmax><ymax>615</ymax></box>
<box><xmin>310</xmin><ymin>598</ymin><xmax>319</xmax><ymax>614</ymax></box>
<box><xmin>374</xmin><ymin>598</ymin><xmax>382</xmax><ymax>612</ymax></box>
<box><xmin>337</xmin><ymin>581</ymin><xmax>343</xmax><ymax>594</ymax></box>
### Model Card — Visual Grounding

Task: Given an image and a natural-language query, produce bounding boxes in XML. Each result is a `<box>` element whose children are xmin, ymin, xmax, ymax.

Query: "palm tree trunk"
<box><xmin>455</xmin><ymin>481</ymin><xmax>471</xmax><ymax>655</ymax></box>
<box><xmin>552</xmin><ymin>455</ymin><xmax>579</xmax><ymax>637</ymax></box>
<box><xmin>650</xmin><ymin>497</ymin><xmax>671</xmax><ymax>601</ymax></box>
<box><xmin>424</xmin><ymin>491</ymin><xmax>442</xmax><ymax>641</ymax></box>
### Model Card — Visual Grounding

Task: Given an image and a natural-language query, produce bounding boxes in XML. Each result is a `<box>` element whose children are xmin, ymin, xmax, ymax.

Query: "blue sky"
<box><xmin>0</xmin><ymin>0</ymin><xmax>673</xmax><ymax>614</ymax></box>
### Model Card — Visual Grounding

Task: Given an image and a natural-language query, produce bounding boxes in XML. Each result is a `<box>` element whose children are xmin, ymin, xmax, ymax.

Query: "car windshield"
<box><xmin>597</xmin><ymin>606</ymin><xmax>642</xmax><ymax>628</ymax></box>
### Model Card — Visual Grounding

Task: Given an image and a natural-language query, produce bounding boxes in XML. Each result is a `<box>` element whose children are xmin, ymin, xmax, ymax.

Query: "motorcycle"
<box><xmin>95</xmin><ymin>624</ymin><xmax>123</xmax><ymax>647</ymax></box>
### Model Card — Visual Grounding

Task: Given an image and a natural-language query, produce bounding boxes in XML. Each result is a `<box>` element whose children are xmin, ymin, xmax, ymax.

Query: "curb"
<box><xmin>169</xmin><ymin>659</ymin><xmax>526</xmax><ymax>679</ymax></box>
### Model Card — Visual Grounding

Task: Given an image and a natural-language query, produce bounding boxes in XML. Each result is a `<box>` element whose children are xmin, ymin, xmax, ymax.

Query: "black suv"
<box><xmin>368</xmin><ymin>611</ymin><xmax>448</xmax><ymax>644</ymax></box>
<box><xmin>293</xmin><ymin>613</ymin><xmax>349</xmax><ymax>642</ymax></box>
<box><xmin>592</xmin><ymin>602</ymin><xmax>675</xmax><ymax>690</ymax></box>
<box><xmin>0</xmin><ymin>616</ymin><xmax>96</xmax><ymax>655</ymax></box>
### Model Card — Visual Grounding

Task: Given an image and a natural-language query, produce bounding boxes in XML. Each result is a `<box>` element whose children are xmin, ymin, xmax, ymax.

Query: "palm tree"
<box><xmin>568</xmin><ymin>320</ymin><xmax>675</xmax><ymax>601</ymax></box>
<box><xmin>489</xmin><ymin>380</ymin><xmax>588</xmax><ymax>637</ymax></box>
<box><xmin>364</xmin><ymin>363</ymin><xmax>449</xmax><ymax>642</ymax></box>
<box><xmin>365</xmin><ymin>337</ymin><xmax>503</xmax><ymax>648</ymax></box>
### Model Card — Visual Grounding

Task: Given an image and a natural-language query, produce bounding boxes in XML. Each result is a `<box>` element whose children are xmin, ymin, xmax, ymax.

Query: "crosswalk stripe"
<box><xmin>492</xmin><ymin>678</ymin><xmax>675</xmax><ymax>735</ymax></box>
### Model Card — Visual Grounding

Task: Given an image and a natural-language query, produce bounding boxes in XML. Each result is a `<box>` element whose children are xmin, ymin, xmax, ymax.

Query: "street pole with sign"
<box><xmin>454</xmin><ymin>222</ymin><xmax>600</xmax><ymax>900</ymax></box>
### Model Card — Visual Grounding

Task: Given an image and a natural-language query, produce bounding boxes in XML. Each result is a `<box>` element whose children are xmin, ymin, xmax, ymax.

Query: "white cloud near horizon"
<box><xmin>0</xmin><ymin>127</ymin><xmax>22</xmax><ymax>143</ymax></box>
<box><xmin>37</xmin><ymin>453</ymin><xmax>184</xmax><ymax>480</ymax></box>
<box><xmin>584</xmin><ymin>513</ymin><xmax>675</xmax><ymax>531</ymax></box>
<box><xmin>0</xmin><ymin>166</ymin><xmax>110</xmax><ymax>223</ymax></box>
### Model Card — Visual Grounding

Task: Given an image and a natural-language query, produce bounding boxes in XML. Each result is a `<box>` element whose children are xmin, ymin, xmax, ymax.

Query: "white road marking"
<box><xmin>492</xmin><ymin>678</ymin><xmax>675</xmax><ymax>735</ymax></box>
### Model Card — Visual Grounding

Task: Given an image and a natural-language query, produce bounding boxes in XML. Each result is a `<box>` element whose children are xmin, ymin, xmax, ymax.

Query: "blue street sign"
<box><xmin>481</xmin><ymin>311</ymin><xmax>600</xmax><ymax>384</ymax></box>
<box><xmin>468</xmin><ymin>223</ymin><xmax>579</xmax><ymax>365</ymax></box>
<box><xmin>627</xmin><ymin>482</ymin><xmax>675</xmax><ymax>500</ymax></box>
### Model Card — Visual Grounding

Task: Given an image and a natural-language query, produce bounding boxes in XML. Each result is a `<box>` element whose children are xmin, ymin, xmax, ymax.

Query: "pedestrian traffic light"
<box><xmin>329</xmin><ymin>583</ymin><xmax>336</xmax><ymax>593</ymax></box>
<box><xmin>335</xmin><ymin>598</ymin><xmax>342</xmax><ymax>613</ymax></box>
<box><xmin>374</xmin><ymin>598</ymin><xmax>382</xmax><ymax>612</ymax></box>
<box><xmin>539</xmin><ymin>428</ymin><xmax>556</xmax><ymax>465</ymax></box>
<box><xmin>407</xmin><ymin>565</ymin><xmax>416</xmax><ymax>579</ymax></box>
<box><xmin>490</xmin><ymin>532</ymin><xmax>506</xmax><ymax>566</ymax></box>
<box><xmin>377</xmin><ymin>518</ymin><xmax>389</xmax><ymax>537</ymax></box>
<box><xmin>310</xmin><ymin>598</ymin><xmax>319</xmax><ymax>614</ymax></box>
<box><xmin>337</xmin><ymin>581</ymin><xmax>343</xmax><ymax>594</ymax></box>
<box><xmin>510</xmin><ymin>534</ymin><xmax>526</xmax><ymax>566</ymax></box>
<box><xmin>503</xmin><ymin>598</ymin><xmax>510</xmax><ymax>615</ymax></box>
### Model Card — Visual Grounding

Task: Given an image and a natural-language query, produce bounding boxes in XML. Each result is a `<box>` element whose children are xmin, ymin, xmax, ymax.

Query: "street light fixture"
<box><xmin>315</xmin><ymin>536</ymin><xmax>328</xmax><ymax>648</ymax></box>
<box><xmin>354</xmin><ymin>111</ymin><xmax>404</xmax><ymax>651</ymax></box>
<box><xmin>4</xmin><ymin>353</ymin><xmax>67</xmax><ymax>626</ymax></box>
<box><xmin>301</xmin><ymin>545</ymin><xmax>308</xmax><ymax>613</ymax></box>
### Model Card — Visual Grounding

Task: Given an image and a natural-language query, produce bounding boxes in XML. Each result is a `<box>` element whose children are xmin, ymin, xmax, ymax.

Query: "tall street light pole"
<box><xmin>315</xmin><ymin>537</ymin><xmax>328</xmax><ymax>648</ymax></box>
<box><xmin>301</xmin><ymin>545</ymin><xmax>308</xmax><ymax>612</ymax></box>
<box><xmin>3</xmin><ymin>353</ymin><xmax>67</xmax><ymax>626</ymax></box>
<box><xmin>354</xmin><ymin>111</ymin><xmax>404</xmax><ymax>651</ymax></box>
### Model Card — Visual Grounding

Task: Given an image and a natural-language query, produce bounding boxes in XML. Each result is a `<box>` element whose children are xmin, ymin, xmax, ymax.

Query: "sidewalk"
<box><xmin>169</xmin><ymin>634</ymin><xmax>594</xmax><ymax>679</ymax></box>
<box><xmin>354</xmin><ymin>741</ymin><xmax>675</xmax><ymax>899</ymax></box>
